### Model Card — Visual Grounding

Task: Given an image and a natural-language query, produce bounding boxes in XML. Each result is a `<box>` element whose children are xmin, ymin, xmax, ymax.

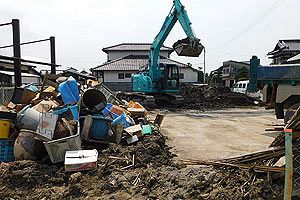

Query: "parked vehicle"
<box><xmin>232</xmin><ymin>80</ymin><xmax>262</xmax><ymax>100</ymax></box>
<box><xmin>248</xmin><ymin>56</ymin><xmax>300</xmax><ymax>122</ymax></box>
<box><xmin>232</xmin><ymin>80</ymin><xmax>248</xmax><ymax>94</ymax></box>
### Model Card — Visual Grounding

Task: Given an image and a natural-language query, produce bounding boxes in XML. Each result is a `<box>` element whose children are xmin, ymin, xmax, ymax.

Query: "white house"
<box><xmin>91</xmin><ymin>43</ymin><xmax>199</xmax><ymax>91</ymax></box>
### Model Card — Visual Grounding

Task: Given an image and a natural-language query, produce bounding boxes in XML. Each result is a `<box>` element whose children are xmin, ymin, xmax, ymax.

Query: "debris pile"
<box><xmin>0</xmin><ymin>133</ymin><xmax>284</xmax><ymax>199</ymax></box>
<box><xmin>0</xmin><ymin>75</ymin><xmax>162</xmax><ymax>166</ymax></box>
<box><xmin>179</xmin><ymin>84</ymin><xmax>258</xmax><ymax>110</ymax></box>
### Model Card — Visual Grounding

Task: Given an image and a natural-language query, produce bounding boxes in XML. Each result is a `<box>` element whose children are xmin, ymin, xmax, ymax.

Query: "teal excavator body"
<box><xmin>132</xmin><ymin>0</ymin><xmax>203</xmax><ymax>95</ymax></box>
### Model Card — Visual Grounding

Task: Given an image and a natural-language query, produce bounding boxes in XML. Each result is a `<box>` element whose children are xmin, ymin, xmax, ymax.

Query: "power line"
<box><xmin>252</xmin><ymin>0</ymin><xmax>300</xmax><ymax>35</ymax></box>
<box><xmin>211</xmin><ymin>0</ymin><xmax>287</xmax><ymax>49</ymax></box>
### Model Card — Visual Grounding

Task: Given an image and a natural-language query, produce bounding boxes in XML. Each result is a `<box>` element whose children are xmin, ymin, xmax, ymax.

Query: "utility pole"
<box><xmin>12</xmin><ymin>19</ymin><xmax>22</xmax><ymax>87</ymax></box>
<box><xmin>203</xmin><ymin>46</ymin><xmax>206</xmax><ymax>83</ymax></box>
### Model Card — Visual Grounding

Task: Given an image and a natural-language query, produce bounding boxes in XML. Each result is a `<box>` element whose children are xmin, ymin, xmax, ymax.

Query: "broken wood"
<box><xmin>181</xmin><ymin>159</ymin><xmax>285</xmax><ymax>173</ymax></box>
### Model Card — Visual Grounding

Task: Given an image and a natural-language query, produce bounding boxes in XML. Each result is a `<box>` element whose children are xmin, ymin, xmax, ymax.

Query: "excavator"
<box><xmin>120</xmin><ymin>0</ymin><xmax>203</xmax><ymax>106</ymax></box>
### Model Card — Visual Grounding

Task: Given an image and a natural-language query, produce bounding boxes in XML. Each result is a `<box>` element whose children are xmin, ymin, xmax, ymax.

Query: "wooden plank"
<box><xmin>82</xmin><ymin>115</ymin><xmax>93</xmax><ymax>141</ymax></box>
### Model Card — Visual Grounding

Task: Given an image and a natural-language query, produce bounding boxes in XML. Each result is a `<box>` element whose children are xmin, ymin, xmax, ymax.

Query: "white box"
<box><xmin>65</xmin><ymin>149</ymin><xmax>98</xmax><ymax>172</ymax></box>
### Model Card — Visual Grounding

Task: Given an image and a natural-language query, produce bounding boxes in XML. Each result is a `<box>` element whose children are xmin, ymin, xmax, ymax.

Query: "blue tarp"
<box><xmin>58</xmin><ymin>76</ymin><xmax>80</xmax><ymax>104</ymax></box>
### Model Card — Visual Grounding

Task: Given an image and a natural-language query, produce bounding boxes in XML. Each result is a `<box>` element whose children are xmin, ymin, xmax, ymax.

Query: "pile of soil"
<box><xmin>0</xmin><ymin>132</ymin><xmax>283</xmax><ymax>199</ymax></box>
<box><xmin>180</xmin><ymin>84</ymin><xmax>258</xmax><ymax>110</ymax></box>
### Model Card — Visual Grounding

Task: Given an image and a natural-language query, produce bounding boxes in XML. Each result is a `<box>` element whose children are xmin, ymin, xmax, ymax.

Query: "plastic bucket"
<box><xmin>112</xmin><ymin>113</ymin><xmax>130</xmax><ymax>128</ymax></box>
<box><xmin>80</xmin><ymin>116</ymin><xmax>112</xmax><ymax>140</ymax></box>
<box><xmin>16</xmin><ymin>105</ymin><xmax>40</xmax><ymax>131</ymax></box>
<box><xmin>53</xmin><ymin>104</ymin><xmax>79</xmax><ymax>120</ymax></box>
<box><xmin>0</xmin><ymin>120</ymin><xmax>11</xmax><ymax>138</ymax></box>
<box><xmin>82</xmin><ymin>89</ymin><xmax>107</xmax><ymax>112</ymax></box>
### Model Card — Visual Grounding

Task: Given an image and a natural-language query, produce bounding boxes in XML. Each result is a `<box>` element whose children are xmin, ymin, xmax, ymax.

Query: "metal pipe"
<box><xmin>50</xmin><ymin>36</ymin><xmax>56</xmax><ymax>74</ymax></box>
<box><xmin>0</xmin><ymin>38</ymin><xmax>50</xmax><ymax>49</ymax></box>
<box><xmin>0</xmin><ymin>55</ymin><xmax>60</xmax><ymax>67</ymax></box>
<box><xmin>0</xmin><ymin>22</ymin><xmax>12</xmax><ymax>27</ymax></box>
<box><xmin>12</xmin><ymin>19</ymin><xmax>22</xmax><ymax>86</ymax></box>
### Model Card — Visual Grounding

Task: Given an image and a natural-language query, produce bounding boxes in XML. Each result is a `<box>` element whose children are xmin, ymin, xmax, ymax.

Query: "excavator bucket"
<box><xmin>173</xmin><ymin>38</ymin><xmax>204</xmax><ymax>57</ymax></box>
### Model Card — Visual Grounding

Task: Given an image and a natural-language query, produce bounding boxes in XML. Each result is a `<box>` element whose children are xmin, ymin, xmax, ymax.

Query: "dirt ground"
<box><xmin>161</xmin><ymin>107</ymin><xmax>281</xmax><ymax>161</ymax></box>
<box><xmin>0</xmin><ymin>107</ymin><xmax>285</xmax><ymax>199</ymax></box>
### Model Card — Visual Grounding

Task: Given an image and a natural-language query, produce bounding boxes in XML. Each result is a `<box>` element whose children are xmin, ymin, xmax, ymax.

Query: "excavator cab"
<box><xmin>173</xmin><ymin>37</ymin><xmax>204</xmax><ymax>57</ymax></box>
<box><xmin>160</xmin><ymin>63</ymin><xmax>180</xmax><ymax>91</ymax></box>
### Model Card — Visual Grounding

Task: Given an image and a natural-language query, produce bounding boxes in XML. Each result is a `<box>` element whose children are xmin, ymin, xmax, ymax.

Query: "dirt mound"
<box><xmin>179</xmin><ymin>84</ymin><xmax>258</xmax><ymax>110</ymax></box>
<box><xmin>0</xmin><ymin>132</ymin><xmax>283</xmax><ymax>199</ymax></box>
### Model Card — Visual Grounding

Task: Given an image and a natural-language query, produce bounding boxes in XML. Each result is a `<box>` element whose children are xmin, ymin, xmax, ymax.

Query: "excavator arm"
<box><xmin>149</xmin><ymin>0</ymin><xmax>203</xmax><ymax>83</ymax></box>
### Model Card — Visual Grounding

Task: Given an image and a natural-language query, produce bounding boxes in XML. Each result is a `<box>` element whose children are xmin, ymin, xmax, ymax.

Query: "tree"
<box><xmin>197</xmin><ymin>70</ymin><xmax>204</xmax><ymax>83</ymax></box>
<box><xmin>236</xmin><ymin>66</ymin><xmax>249</xmax><ymax>82</ymax></box>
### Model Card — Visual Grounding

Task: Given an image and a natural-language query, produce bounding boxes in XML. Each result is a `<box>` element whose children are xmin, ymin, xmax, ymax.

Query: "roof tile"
<box><xmin>102</xmin><ymin>43</ymin><xmax>173</xmax><ymax>52</ymax></box>
<box><xmin>93</xmin><ymin>54</ymin><xmax>188</xmax><ymax>71</ymax></box>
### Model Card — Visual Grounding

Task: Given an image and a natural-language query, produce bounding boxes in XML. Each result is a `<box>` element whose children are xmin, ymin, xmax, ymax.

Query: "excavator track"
<box><xmin>116</xmin><ymin>92</ymin><xmax>184</xmax><ymax>108</ymax></box>
<box><xmin>116</xmin><ymin>92</ymin><xmax>156</xmax><ymax>108</ymax></box>
<box><xmin>153</xmin><ymin>93</ymin><xmax>184</xmax><ymax>107</ymax></box>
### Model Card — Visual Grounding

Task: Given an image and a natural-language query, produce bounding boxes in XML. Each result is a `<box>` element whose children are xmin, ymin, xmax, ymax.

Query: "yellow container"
<box><xmin>0</xmin><ymin>120</ymin><xmax>11</xmax><ymax>138</ymax></box>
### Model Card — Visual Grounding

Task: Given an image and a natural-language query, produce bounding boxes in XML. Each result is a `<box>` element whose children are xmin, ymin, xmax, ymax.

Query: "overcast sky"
<box><xmin>0</xmin><ymin>0</ymin><xmax>299</xmax><ymax>73</ymax></box>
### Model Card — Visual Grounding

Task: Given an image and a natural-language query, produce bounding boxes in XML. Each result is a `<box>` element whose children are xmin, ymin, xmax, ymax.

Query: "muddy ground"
<box><xmin>0</xmin><ymin>117</ymin><xmax>284</xmax><ymax>199</ymax></box>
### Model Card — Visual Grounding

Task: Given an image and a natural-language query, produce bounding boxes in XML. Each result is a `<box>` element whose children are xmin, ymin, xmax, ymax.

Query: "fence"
<box><xmin>0</xmin><ymin>86</ymin><xmax>14</xmax><ymax>105</ymax></box>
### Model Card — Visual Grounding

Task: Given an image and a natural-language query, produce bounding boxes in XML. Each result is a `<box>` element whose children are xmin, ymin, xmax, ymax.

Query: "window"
<box><xmin>125</xmin><ymin>73</ymin><xmax>131</xmax><ymax>78</ymax></box>
<box><xmin>242</xmin><ymin>83</ymin><xmax>246</xmax><ymax>88</ymax></box>
<box><xmin>118</xmin><ymin>73</ymin><xmax>124</xmax><ymax>79</ymax></box>
<box><xmin>239</xmin><ymin>84</ymin><xmax>242</xmax><ymax>88</ymax></box>
<box><xmin>179</xmin><ymin>73</ymin><xmax>184</xmax><ymax>79</ymax></box>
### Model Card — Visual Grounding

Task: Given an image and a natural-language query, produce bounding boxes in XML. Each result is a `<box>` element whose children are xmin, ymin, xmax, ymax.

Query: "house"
<box><xmin>91</xmin><ymin>43</ymin><xmax>199</xmax><ymax>91</ymax></box>
<box><xmin>268</xmin><ymin>40</ymin><xmax>300</xmax><ymax>64</ymax></box>
<box><xmin>0</xmin><ymin>60</ymin><xmax>41</xmax><ymax>86</ymax></box>
<box><xmin>221</xmin><ymin>60</ymin><xmax>250</xmax><ymax>87</ymax></box>
<box><xmin>41</xmin><ymin>67</ymin><xmax>96</xmax><ymax>85</ymax></box>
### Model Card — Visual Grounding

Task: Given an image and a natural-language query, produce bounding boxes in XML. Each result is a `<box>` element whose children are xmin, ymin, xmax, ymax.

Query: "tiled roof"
<box><xmin>287</xmin><ymin>53</ymin><xmax>300</xmax><ymax>62</ymax></box>
<box><xmin>102</xmin><ymin>43</ymin><xmax>173</xmax><ymax>52</ymax></box>
<box><xmin>268</xmin><ymin>40</ymin><xmax>300</xmax><ymax>55</ymax></box>
<box><xmin>223</xmin><ymin>60</ymin><xmax>250</xmax><ymax>66</ymax></box>
<box><xmin>93</xmin><ymin>54</ymin><xmax>188</xmax><ymax>71</ymax></box>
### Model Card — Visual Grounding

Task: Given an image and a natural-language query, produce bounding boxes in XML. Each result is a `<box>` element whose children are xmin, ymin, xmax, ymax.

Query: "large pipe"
<box><xmin>0</xmin><ymin>38</ymin><xmax>50</xmax><ymax>49</ymax></box>
<box><xmin>50</xmin><ymin>36</ymin><xmax>56</xmax><ymax>74</ymax></box>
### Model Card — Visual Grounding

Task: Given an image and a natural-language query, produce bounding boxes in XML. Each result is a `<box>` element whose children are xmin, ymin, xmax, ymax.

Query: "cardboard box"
<box><xmin>11</xmin><ymin>87</ymin><xmax>37</xmax><ymax>104</ymax></box>
<box><xmin>126</xmin><ymin>135</ymin><xmax>139</xmax><ymax>144</ymax></box>
<box><xmin>65</xmin><ymin>149</ymin><xmax>98</xmax><ymax>172</ymax></box>
<box><xmin>124</xmin><ymin>124</ymin><xmax>142</xmax><ymax>137</ymax></box>
<box><xmin>36</xmin><ymin>112</ymin><xmax>58</xmax><ymax>140</ymax></box>
<box><xmin>33</xmin><ymin>100</ymin><xmax>59</xmax><ymax>113</ymax></box>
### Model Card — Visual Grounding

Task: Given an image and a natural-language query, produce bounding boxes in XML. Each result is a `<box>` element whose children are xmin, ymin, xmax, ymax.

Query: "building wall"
<box><xmin>179</xmin><ymin>68</ymin><xmax>198</xmax><ymax>83</ymax></box>
<box><xmin>107</xmin><ymin>51</ymin><xmax>170</xmax><ymax>61</ymax></box>
<box><xmin>103</xmin><ymin>70</ymin><xmax>137</xmax><ymax>83</ymax></box>
<box><xmin>12</xmin><ymin>76</ymin><xmax>41</xmax><ymax>85</ymax></box>
<box><xmin>104</xmin><ymin>82</ymin><xmax>133</xmax><ymax>92</ymax></box>
<box><xmin>221</xmin><ymin>62</ymin><xmax>250</xmax><ymax>87</ymax></box>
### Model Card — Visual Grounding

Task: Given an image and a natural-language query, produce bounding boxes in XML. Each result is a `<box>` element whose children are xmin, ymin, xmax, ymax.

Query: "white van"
<box><xmin>232</xmin><ymin>80</ymin><xmax>262</xmax><ymax>100</ymax></box>
<box><xmin>232</xmin><ymin>80</ymin><xmax>248</xmax><ymax>94</ymax></box>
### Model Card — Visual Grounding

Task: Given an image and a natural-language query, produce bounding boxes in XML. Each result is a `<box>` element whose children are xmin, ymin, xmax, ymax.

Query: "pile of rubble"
<box><xmin>0</xmin><ymin>75</ymin><xmax>162</xmax><ymax>168</ymax></box>
<box><xmin>179</xmin><ymin>84</ymin><xmax>259</xmax><ymax>110</ymax></box>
